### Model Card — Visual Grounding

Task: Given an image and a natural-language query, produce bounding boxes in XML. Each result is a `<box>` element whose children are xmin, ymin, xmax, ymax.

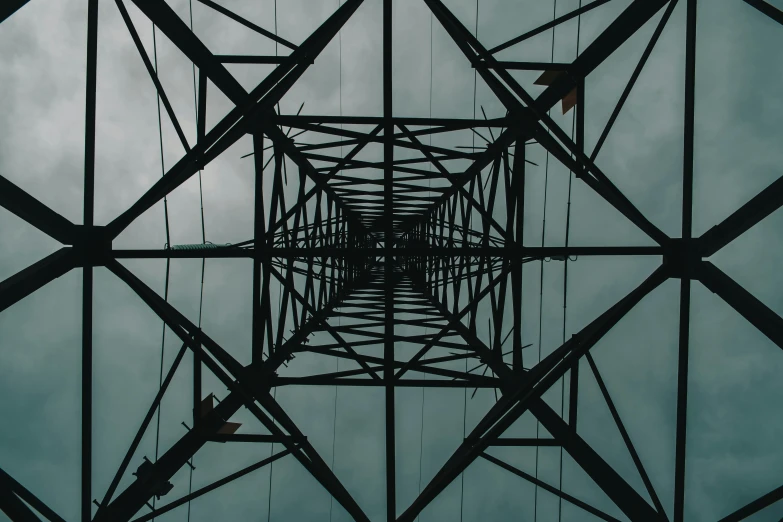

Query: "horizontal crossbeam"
<box><xmin>112</xmin><ymin>246</ymin><xmax>662</xmax><ymax>259</ymax></box>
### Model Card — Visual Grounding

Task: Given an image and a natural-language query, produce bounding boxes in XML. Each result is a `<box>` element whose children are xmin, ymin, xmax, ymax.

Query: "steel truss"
<box><xmin>1</xmin><ymin>0</ymin><xmax>783</xmax><ymax>521</ymax></box>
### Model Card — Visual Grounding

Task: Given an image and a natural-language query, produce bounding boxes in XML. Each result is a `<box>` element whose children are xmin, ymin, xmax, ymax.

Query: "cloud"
<box><xmin>1</xmin><ymin>1</ymin><xmax>783</xmax><ymax>521</ymax></box>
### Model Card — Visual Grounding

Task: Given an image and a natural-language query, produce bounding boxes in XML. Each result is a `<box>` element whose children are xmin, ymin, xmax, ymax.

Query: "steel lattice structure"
<box><xmin>1</xmin><ymin>0</ymin><xmax>783</xmax><ymax>521</ymax></box>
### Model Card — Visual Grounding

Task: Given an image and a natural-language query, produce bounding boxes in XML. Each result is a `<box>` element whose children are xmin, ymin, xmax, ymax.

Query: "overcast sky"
<box><xmin>1</xmin><ymin>0</ymin><xmax>783</xmax><ymax>521</ymax></box>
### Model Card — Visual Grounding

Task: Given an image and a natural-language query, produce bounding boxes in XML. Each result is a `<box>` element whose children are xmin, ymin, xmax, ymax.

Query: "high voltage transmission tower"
<box><xmin>1</xmin><ymin>0</ymin><xmax>782</xmax><ymax>521</ymax></box>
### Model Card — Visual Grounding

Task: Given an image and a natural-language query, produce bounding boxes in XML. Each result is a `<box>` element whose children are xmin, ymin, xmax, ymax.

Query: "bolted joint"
<box><xmin>254</xmin><ymin>108</ymin><xmax>278</xmax><ymax>132</ymax></box>
<box><xmin>663</xmin><ymin>238</ymin><xmax>701</xmax><ymax>279</ymax></box>
<box><xmin>73</xmin><ymin>225</ymin><xmax>112</xmax><ymax>267</ymax></box>
<box><xmin>131</xmin><ymin>457</ymin><xmax>174</xmax><ymax>498</ymax></box>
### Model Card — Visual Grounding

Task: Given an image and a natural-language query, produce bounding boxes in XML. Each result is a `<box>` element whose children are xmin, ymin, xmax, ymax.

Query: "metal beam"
<box><xmin>0</xmin><ymin>489</ymin><xmax>42</xmax><ymax>522</ymax></box>
<box><xmin>112</xmin><ymin>245</ymin><xmax>662</xmax><ymax>260</ymax></box>
<box><xmin>698</xmin><ymin>261</ymin><xmax>783</xmax><ymax>350</ymax></box>
<box><xmin>592</xmin><ymin>1</ymin><xmax>678</xmax><ymax>161</ymax></box>
<box><xmin>130</xmin><ymin>449</ymin><xmax>293</xmax><ymax>522</ymax></box>
<box><xmin>479</xmin><ymin>453</ymin><xmax>621</xmax><ymax>522</ymax></box>
<box><xmin>383</xmin><ymin>2</ymin><xmax>396</xmax><ymax>517</ymax></box>
<box><xmin>538</xmin><ymin>0</ymin><xmax>671</xmax><ymax>109</ymax></box>
<box><xmin>585</xmin><ymin>353</ymin><xmax>667</xmax><ymax>516</ymax></box>
<box><xmin>81</xmin><ymin>2</ymin><xmax>98</xmax><ymax>520</ymax></box>
<box><xmin>743</xmin><ymin>0</ymin><xmax>783</xmax><ymax>26</ymax></box>
<box><xmin>3</xmin><ymin>1</ymin><xmax>773</xmax><ymax>520</ymax></box>
<box><xmin>488</xmin><ymin>0</ymin><xmax>614</xmax><ymax>54</ymax></box>
<box><xmin>699</xmin><ymin>171</ymin><xmax>783</xmax><ymax>257</ymax></box>
<box><xmin>195</xmin><ymin>0</ymin><xmax>297</xmax><ymax>49</ymax></box>
<box><xmin>252</xmin><ymin>132</ymin><xmax>266</xmax><ymax>363</ymax></box>
<box><xmin>129</xmin><ymin>0</ymin><xmax>245</xmax><ymax>104</ymax></box>
<box><xmin>93</xmin><ymin>387</ymin><xmax>247</xmax><ymax>521</ymax></box>
<box><xmin>422</xmin><ymin>0</ymin><xmax>670</xmax><ymax>246</ymax></box>
<box><xmin>265</xmin><ymin>125</ymin><xmax>382</xmax><ymax>236</ymax></box>
<box><xmin>271</xmin><ymin>377</ymin><xmax>500</xmax><ymax>388</ymax></box>
<box><xmin>115</xmin><ymin>0</ymin><xmax>190</xmax><ymax>152</ymax></box>
<box><xmin>717</xmin><ymin>484</ymin><xmax>783</xmax><ymax>522</ymax></box>
<box><xmin>0</xmin><ymin>249</ymin><xmax>76</xmax><ymax>314</ymax></box>
<box><xmin>98</xmin><ymin>342</ymin><xmax>189</xmax><ymax>508</ymax></box>
<box><xmin>0</xmin><ymin>0</ymin><xmax>29</xmax><ymax>24</ymax></box>
<box><xmin>397</xmin><ymin>124</ymin><xmax>509</xmax><ymax>241</ymax></box>
<box><xmin>397</xmin><ymin>266</ymin><xmax>666</xmax><ymax>522</ymax></box>
<box><xmin>276</xmin><ymin>115</ymin><xmax>506</xmax><ymax>127</ymax></box>
<box><xmin>0</xmin><ymin>467</ymin><xmax>66</xmax><ymax>522</ymax></box>
<box><xmin>263</xmin><ymin>124</ymin><xmax>372</xmax><ymax>239</ymax></box>
<box><xmin>108</xmin><ymin>0</ymin><xmax>365</xmax><ymax>238</ymax></box>
<box><xmin>99</xmin><ymin>259</ymin><xmax>371</xmax><ymax>522</ymax></box>
<box><xmin>674</xmin><ymin>1</ymin><xmax>697</xmax><ymax>519</ymax></box>
<box><xmin>0</xmin><ymin>175</ymin><xmax>76</xmax><ymax>245</ymax></box>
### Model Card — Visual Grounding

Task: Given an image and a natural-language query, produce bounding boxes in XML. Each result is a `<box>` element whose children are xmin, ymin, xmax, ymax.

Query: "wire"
<box><xmin>557</xmin><ymin>4</ymin><xmax>583</xmax><ymax>521</ymax></box>
<box><xmin>184</xmin><ymin>2</ymin><xmax>207</xmax><ymax>519</ymax></box>
<box><xmin>417</xmin><ymin>357</ymin><xmax>426</xmax><ymax>522</ymax></box>
<box><xmin>329</xmin><ymin>4</ymin><xmax>343</xmax><ymax>520</ymax></box>
<box><xmin>533</xmin><ymin>2</ymin><xmax>558</xmax><ymax>520</ymax></box>
<box><xmin>267</xmin><ymin>289</ymin><xmax>280</xmax><ymax>522</ymax></box>
<box><xmin>416</xmin><ymin>12</ymin><xmax>434</xmax><ymax>522</ymax></box>
<box><xmin>266</xmin><ymin>388</ymin><xmax>276</xmax><ymax>522</ymax></box>
<box><xmin>459</xmin><ymin>3</ymin><xmax>480</xmax><ymax>520</ymax></box>
<box><xmin>329</xmin><ymin>354</ymin><xmax>339</xmax><ymax>522</ymax></box>
<box><xmin>266</xmin><ymin>4</ymin><xmax>280</xmax><ymax>520</ymax></box>
<box><xmin>150</xmin><ymin>22</ymin><xmax>172</xmax><ymax>522</ymax></box>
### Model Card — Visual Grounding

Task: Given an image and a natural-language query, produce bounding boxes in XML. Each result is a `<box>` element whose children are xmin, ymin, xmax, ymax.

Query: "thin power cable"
<box><xmin>267</xmin><ymin>7</ymin><xmax>280</xmax><ymax>516</ymax></box>
<box><xmin>267</xmin><ymin>375</ymin><xmax>277</xmax><ymax>522</ymax></box>
<box><xmin>557</xmin><ymin>4</ymin><xmax>582</xmax><ymax>522</ymax></box>
<box><xmin>266</xmin><ymin>168</ymin><xmax>289</xmax><ymax>517</ymax></box>
<box><xmin>417</xmin><ymin>348</ymin><xmax>426</xmax><ymax>522</ymax></box>
<box><xmin>416</xmin><ymin>12</ymin><xmax>434</xmax><ymax>522</ymax></box>
<box><xmin>150</xmin><ymin>23</ymin><xmax>172</xmax><ymax>522</ymax></box>
<box><xmin>328</xmin><ymin>343</ymin><xmax>339</xmax><ymax>522</ymax></box>
<box><xmin>534</xmin><ymin>1</ymin><xmax>558</xmax><ymax>520</ymax></box>
<box><xmin>265</xmin><ymin>245</ymin><xmax>290</xmax><ymax>502</ymax></box>
<box><xmin>329</xmin><ymin>3</ymin><xmax>343</xmax><ymax>520</ymax></box>
<box><xmin>185</xmin><ymin>2</ymin><xmax>207</xmax><ymax>520</ymax></box>
<box><xmin>460</xmin><ymin>2</ymin><xmax>479</xmax><ymax>520</ymax></box>
<box><xmin>267</xmin><ymin>277</ymin><xmax>280</xmax><ymax>522</ymax></box>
